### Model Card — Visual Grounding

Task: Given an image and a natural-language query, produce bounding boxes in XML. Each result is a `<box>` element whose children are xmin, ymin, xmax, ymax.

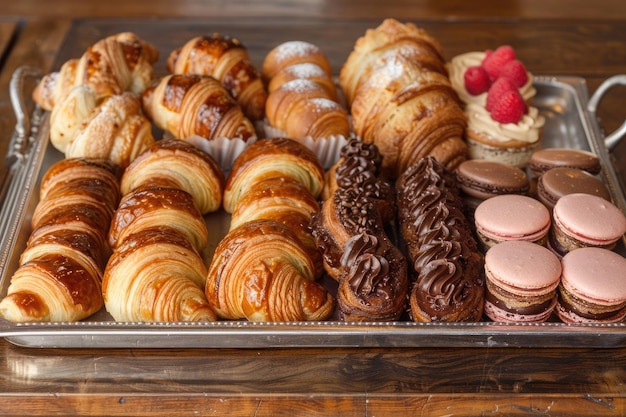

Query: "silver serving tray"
<box><xmin>0</xmin><ymin>69</ymin><xmax>625</xmax><ymax>349</ymax></box>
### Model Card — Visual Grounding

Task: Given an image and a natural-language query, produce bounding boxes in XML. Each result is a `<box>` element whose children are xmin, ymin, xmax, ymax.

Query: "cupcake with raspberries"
<box><xmin>447</xmin><ymin>45</ymin><xmax>545</xmax><ymax>167</ymax></box>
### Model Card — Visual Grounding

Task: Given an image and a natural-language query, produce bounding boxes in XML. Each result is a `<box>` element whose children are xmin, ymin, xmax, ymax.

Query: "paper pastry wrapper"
<box><xmin>262</xmin><ymin>122</ymin><xmax>353</xmax><ymax>170</ymax></box>
<box><xmin>162</xmin><ymin>131</ymin><xmax>257</xmax><ymax>173</ymax></box>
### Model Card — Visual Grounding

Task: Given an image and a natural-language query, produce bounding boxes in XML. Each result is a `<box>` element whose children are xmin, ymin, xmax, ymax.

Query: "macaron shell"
<box><xmin>561</xmin><ymin>247</ymin><xmax>626</xmax><ymax>305</ymax></box>
<box><xmin>529</xmin><ymin>148</ymin><xmax>601</xmax><ymax>176</ymax></box>
<box><xmin>485</xmin><ymin>240</ymin><xmax>562</xmax><ymax>295</ymax></box>
<box><xmin>456</xmin><ymin>159</ymin><xmax>529</xmax><ymax>199</ymax></box>
<box><xmin>537</xmin><ymin>167</ymin><xmax>611</xmax><ymax>208</ymax></box>
<box><xmin>475</xmin><ymin>194</ymin><xmax>551</xmax><ymax>241</ymax></box>
<box><xmin>553</xmin><ymin>193</ymin><xmax>626</xmax><ymax>245</ymax></box>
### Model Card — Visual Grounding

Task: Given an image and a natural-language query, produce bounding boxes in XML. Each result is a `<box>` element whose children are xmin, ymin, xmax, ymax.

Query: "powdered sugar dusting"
<box><xmin>309</xmin><ymin>97</ymin><xmax>341</xmax><ymax>112</ymax></box>
<box><xmin>274</xmin><ymin>41</ymin><xmax>320</xmax><ymax>63</ymax></box>
<box><xmin>281</xmin><ymin>79</ymin><xmax>322</xmax><ymax>93</ymax></box>
<box><xmin>285</xmin><ymin>63</ymin><xmax>328</xmax><ymax>79</ymax></box>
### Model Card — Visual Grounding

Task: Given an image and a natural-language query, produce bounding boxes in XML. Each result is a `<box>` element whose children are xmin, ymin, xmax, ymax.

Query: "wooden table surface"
<box><xmin>1</xmin><ymin>1</ymin><xmax>626</xmax><ymax>416</ymax></box>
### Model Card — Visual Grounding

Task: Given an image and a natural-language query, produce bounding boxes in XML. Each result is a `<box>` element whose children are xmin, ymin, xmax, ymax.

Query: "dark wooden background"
<box><xmin>1</xmin><ymin>1</ymin><xmax>626</xmax><ymax>416</ymax></box>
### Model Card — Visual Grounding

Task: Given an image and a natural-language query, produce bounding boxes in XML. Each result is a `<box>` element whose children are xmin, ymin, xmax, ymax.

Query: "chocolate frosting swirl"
<box><xmin>311</xmin><ymin>139</ymin><xmax>408</xmax><ymax>321</ymax></box>
<box><xmin>396</xmin><ymin>157</ymin><xmax>484</xmax><ymax>322</ymax></box>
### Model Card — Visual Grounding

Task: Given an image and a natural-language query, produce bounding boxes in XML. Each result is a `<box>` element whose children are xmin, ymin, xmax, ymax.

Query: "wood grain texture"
<box><xmin>3</xmin><ymin>0</ymin><xmax>626</xmax><ymax>20</ymax></box>
<box><xmin>1</xmin><ymin>4</ymin><xmax>626</xmax><ymax>416</ymax></box>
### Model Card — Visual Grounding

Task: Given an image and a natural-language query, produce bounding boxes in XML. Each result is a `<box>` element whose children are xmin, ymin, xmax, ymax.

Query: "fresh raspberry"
<box><xmin>463</xmin><ymin>65</ymin><xmax>491</xmax><ymax>95</ymax></box>
<box><xmin>485</xmin><ymin>77</ymin><xmax>517</xmax><ymax>112</ymax></box>
<box><xmin>500</xmin><ymin>59</ymin><xmax>529</xmax><ymax>88</ymax></box>
<box><xmin>490</xmin><ymin>89</ymin><xmax>527</xmax><ymax>124</ymax></box>
<box><xmin>481</xmin><ymin>45</ymin><xmax>516</xmax><ymax>80</ymax></box>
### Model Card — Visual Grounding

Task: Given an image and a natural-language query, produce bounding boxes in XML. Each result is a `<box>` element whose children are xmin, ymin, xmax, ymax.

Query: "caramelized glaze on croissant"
<box><xmin>142</xmin><ymin>74</ymin><xmax>256</xmax><ymax>142</ymax></box>
<box><xmin>0</xmin><ymin>158</ymin><xmax>121</xmax><ymax>322</ymax></box>
<box><xmin>50</xmin><ymin>86</ymin><xmax>155</xmax><ymax>168</ymax></box>
<box><xmin>167</xmin><ymin>33</ymin><xmax>267</xmax><ymax>121</ymax></box>
<box><xmin>121</xmin><ymin>139</ymin><xmax>225</xmax><ymax>214</ymax></box>
<box><xmin>33</xmin><ymin>32</ymin><xmax>158</xmax><ymax>111</ymax></box>
<box><xmin>205</xmin><ymin>219</ymin><xmax>334</xmax><ymax>321</ymax></box>
<box><xmin>108</xmin><ymin>186</ymin><xmax>208</xmax><ymax>253</ymax></box>
<box><xmin>223</xmin><ymin>137</ymin><xmax>325</xmax><ymax>212</ymax></box>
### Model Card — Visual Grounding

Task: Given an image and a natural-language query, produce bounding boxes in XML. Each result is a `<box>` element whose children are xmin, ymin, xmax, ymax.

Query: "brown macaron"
<box><xmin>455</xmin><ymin>159</ymin><xmax>530</xmax><ymax>200</ymax></box>
<box><xmin>529</xmin><ymin>148</ymin><xmax>601</xmax><ymax>177</ymax></box>
<box><xmin>536</xmin><ymin>167</ymin><xmax>611</xmax><ymax>210</ymax></box>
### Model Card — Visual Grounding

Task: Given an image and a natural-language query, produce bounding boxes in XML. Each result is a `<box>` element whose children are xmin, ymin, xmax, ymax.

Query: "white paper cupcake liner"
<box><xmin>262</xmin><ymin>122</ymin><xmax>354</xmax><ymax>170</ymax></box>
<box><xmin>182</xmin><ymin>135</ymin><xmax>257</xmax><ymax>173</ymax></box>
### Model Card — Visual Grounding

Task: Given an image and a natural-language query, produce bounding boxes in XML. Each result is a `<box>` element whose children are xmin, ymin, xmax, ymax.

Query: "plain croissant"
<box><xmin>33</xmin><ymin>32</ymin><xmax>158</xmax><ymax>111</ymax></box>
<box><xmin>205</xmin><ymin>219</ymin><xmax>335</xmax><ymax>322</ymax></box>
<box><xmin>167</xmin><ymin>33</ymin><xmax>267</xmax><ymax>121</ymax></box>
<box><xmin>103</xmin><ymin>226</ymin><xmax>217</xmax><ymax>322</ymax></box>
<box><xmin>50</xmin><ymin>86</ymin><xmax>155</xmax><ymax>168</ymax></box>
<box><xmin>142</xmin><ymin>74</ymin><xmax>256</xmax><ymax>142</ymax></box>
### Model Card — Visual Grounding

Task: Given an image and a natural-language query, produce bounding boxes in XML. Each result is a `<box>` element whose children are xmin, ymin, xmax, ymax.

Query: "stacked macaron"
<box><xmin>484</xmin><ymin>240</ymin><xmax>562</xmax><ymax>323</ymax></box>
<box><xmin>557</xmin><ymin>247</ymin><xmax>626</xmax><ymax>324</ymax></box>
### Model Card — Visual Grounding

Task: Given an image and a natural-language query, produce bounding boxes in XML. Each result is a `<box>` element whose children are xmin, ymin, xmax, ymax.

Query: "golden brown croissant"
<box><xmin>340</xmin><ymin>19</ymin><xmax>468</xmax><ymax>177</ymax></box>
<box><xmin>264</xmin><ymin>79</ymin><xmax>350</xmax><ymax>140</ymax></box>
<box><xmin>50</xmin><ymin>86</ymin><xmax>155</xmax><ymax>168</ymax></box>
<box><xmin>205</xmin><ymin>219</ymin><xmax>335</xmax><ymax>321</ymax></box>
<box><xmin>229</xmin><ymin>176</ymin><xmax>324</xmax><ymax>279</ymax></box>
<box><xmin>339</xmin><ymin>18</ymin><xmax>447</xmax><ymax>107</ymax></box>
<box><xmin>142</xmin><ymin>74</ymin><xmax>256</xmax><ymax>142</ymax></box>
<box><xmin>120</xmin><ymin>139</ymin><xmax>225</xmax><ymax>215</ymax></box>
<box><xmin>33</xmin><ymin>32</ymin><xmax>158</xmax><ymax>111</ymax></box>
<box><xmin>223</xmin><ymin>137</ymin><xmax>325</xmax><ymax>212</ymax></box>
<box><xmin>261</xmin><ymin>40</ymin><xmax>333</xmax><ymax>84</ymax></box>
<box><xmin>268</xmin><ymin>62</ymin><xmax>338</xmax><ymax>101</ymax></box>
<box><xmin>167</xmin><ymin>33</ymin><xmax>267</xmax><ymax>121</ymax></box>
<box><xmin>103</xmin><ymin>226</ymin><xmax>217</xmax><ymax>322</ymax></box>
<box><xmin>0</xmin><ymin>158</ymin><xmax>121</xmax><ymax>322</ymax></box>
<box><xmin>108</xmin><ymin>187</ymin><xmax>208</xmax><ymax>253</ymax></box>
<box><xmin>396</xmin><ymin>157</ymin><xmax>484</xmax><ymax>322</ymax></box>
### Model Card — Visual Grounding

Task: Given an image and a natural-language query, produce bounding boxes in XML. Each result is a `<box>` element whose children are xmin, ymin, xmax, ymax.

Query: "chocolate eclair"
<box><xmin>396</xmin><ymin>157</ymin><xmax>485</xmax><ymax>322</ymax></box>
<box><xmin>311</xmin><ymin>139</ymin><xmax>408</xmax><ymax>321</ymax></box>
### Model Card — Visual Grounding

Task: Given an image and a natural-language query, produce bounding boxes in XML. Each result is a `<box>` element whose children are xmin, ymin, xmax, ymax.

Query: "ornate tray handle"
<box><xmin>8</xmin><ymin>66</ymin><xmax>42</xmax><ymax>161</ymax></box>
<box><xmin>588</xmin><ymin>74</ymin><xmax>626</xmax><ymax>151</ymax></box>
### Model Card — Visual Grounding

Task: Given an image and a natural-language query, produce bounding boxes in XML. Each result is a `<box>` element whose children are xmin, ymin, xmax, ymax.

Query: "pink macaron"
<box><xmin>557</xmin><ymin>247</ymin><xmax>626</xmax><ymax>324</ymax></box>
<box><xmin>549</xmin><ymin>193</ymin><xmax>626</xmax><ymax>257</ymax></box>
<box><xmin>474</xmin><ymin>194</ymin><xmax>551</xmax><ymax>250</ymax></box>
<box><xmin>484</xmin><ymin>240</ymin><xmax>562</xmax><ymax>323</ymax></box>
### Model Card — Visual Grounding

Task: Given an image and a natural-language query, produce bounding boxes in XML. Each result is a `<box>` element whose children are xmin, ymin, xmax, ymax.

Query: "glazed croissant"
<box><xmin>103</xmin><ymin>226</ymin><xmax>217</xmax><ymax>322</ymax></box>
<box><xmin>205</xmin><ymin>219</ymin><xmax>335</xmax><ymax>322</ymax></box>
<box><xmin>33</xmin><ymin>32</ymin><xmax>159</xmax><ymax>111</ymax></box>
<box><xmin>263</xmin><ymin>41</ymin><xmax>350</xmax><ymax>141</ymax></box>
<box><xmin>396</xmin><ymin>157</ymin><xmax>485</xmax><ymax>322</ymax></box>
<box><xmin>167</xmin><ymin>33</ymin><xmax>267</xmax><ymax>121</ymax></box>
<box><xmin>229</xmin><ymin>176</ymin><xmax>324</xmax><ymax>279</ymax></box>
<box><xmin>50</xmin><ymin>86</ymin><xmax>155</xmax><ymax>168</ymax></box>
<box><xmin>223</xmin><ymin>137</ymin><xmax>325</xmax><ymax>212</ymax></box>
<box><xmin>108</xmin><ymin>186</ymin><xmax>208</xmax><ymax>253</ymax></box>
<box><xmin>142</xmin><ymin>74</ymin><xmax>256</xmax><ymax>142</ymax></box>
<box><xmin>121</xmin><ymin>139</ymin><xmax>225</xmax><ymax>215</ymax></box>
<box><xmin>340</xmin><ymin>19</ymin><xmax>468</xmax><ymax>177</ymax></box>
<box><xmin>0</xmin><ymin>158</ymin><xmax>121</xmax><ymax>322</ymax></box>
